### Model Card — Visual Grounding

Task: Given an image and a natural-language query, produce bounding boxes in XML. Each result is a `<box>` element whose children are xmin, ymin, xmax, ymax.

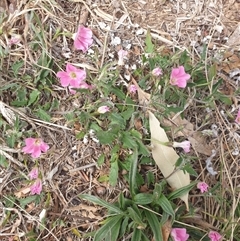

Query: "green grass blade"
<box><xmin>144</xmin><ymin>210</ymin><xmax>163</xmax><ymax>241</ymax></box>
<box><xmin>129</xmin><ymin>149</ymin><xmax>138</xmax><ymax>197</ymax></box>
<box><xmin>93</xmin><ymin>215</ymin><xmax>123</xmax><ymax>241</ymax></box>
<box><xmin>131</xmin><ymin>228</ymin><xmax>142</xmax><ymax>241</ymax></box>
<box><xmin>80</xmin><ymin>194</ymin><xmax>123</xmax><ymax>214</ymax></box>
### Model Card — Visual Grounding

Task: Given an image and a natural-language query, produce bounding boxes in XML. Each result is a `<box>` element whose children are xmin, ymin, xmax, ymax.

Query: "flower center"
<box><xmin>70</xmin><ymin>72</ymin><xmax>77</xmax><ymax>79</ymax></box>
<box><xmin>34</xmin><ymin>139</ymin><xmax>41</xmax><ymax>146</ymax></box>
<box><xmin>170</xmin><ymin>78</ymin><xmax>176</xmax><ymax>85</ymax></box>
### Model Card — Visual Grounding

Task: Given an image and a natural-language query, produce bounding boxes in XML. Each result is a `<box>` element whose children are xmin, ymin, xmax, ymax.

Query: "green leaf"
<box><xmin>109</xmin><ymin>112</ymin><xmax>126</xmax><ymax>129</ymax></box>
<box><xmin>147</xmin><ymin>172</ymin><xmax>155</xmax><ymax>186</ymax></box>
<box><xmin>121</xmin><ymin>132</ymin><xmax>138</xmax><ymax>149</ymax></box>
<box><xmin>167</xmin><ymin>181</ymin><xmax>197</xmax><ymax>201</ymax></box>
<box><xmin>80</xmin><ymin>194</ymin><xmax>123</xmax><ymax>215</ymax></box>
<box><xmin>93</xmin><ymin>215</ymin><xmax>123</xmax><ymax>241</ymax></box>
<box><xmin>35</xmin><ymin>108</ymin><xmax>51</xmax><ymax>122</ymax></box>
<box><xmin>0</xmin><ymin>154</ymin><xmax>8</xmax><ymax>167</ymax></box>
<box><xmin>131</xmin><ymin>228</ymin><xmax>142</xmax><ymax>241</ymax></box>
<box><xmin>28</xmin><ymin>89</ymin><xmax>40</xmax><ymax>106</ymax></box>
<box><xmin>12</xmin><ymin>60</ymin><xmax>24</xmax><ymax>77</ymax></box>
<box><xmin>119</xmin><ymin>216</ymin><xmax>130</xmax><ymax>238</ymax></box>
<box><xmin>134</xmin><ymin>193</ymin><xmax>154</xmax><ymax>205</ymax></box>
<box><xmin>144</xmin><ymin>210</ymin><xmax>163</xmax><ymax>241</ymax></box>
<box><xmin>96</xmin><ymin>130</ymin><xmax>117</xmax><ymax>144</ymax></box>
<box><xmin>216</xmin><ymin>92</ymin><xmax>232</xmax><ymax>105</ymax></box>
<box><xmin>136</xmin><ymin>139</ymin><xmax>150</xmax><ymax>156</ymax></box>
<box><xmin>129</xmin><ymin>150</ymin><xmax>139</xmax><ymax>197</ymax></box>
<box><xmin>109</xmin><ymin>160</ymin><xmax>119</xmax><ymax>186</ymax></box>
<box><xmin>97</xmin><ymin>154</ymin><xmax>105</xmax><ymax>166</ymax></box>
<box><xmin>158</xmin><ymin>195</ymin><xmax>175</xmax><ymax>219</ymax></box>
<box><xmin>19</xmin><ymin>196</ymin><xmax>38</xmax><ymax>208</ymax></box>
<box><xmin>11</xmin><ymin>100</ymin><xmax>28</xmax><ymax>107</ymax></box>
<box><xmin>121</xmin><ymin>107</ymin><xmax>135</xmax><ymax>120</ymax></box>
<box><xmin>145</xmin><ymin>29</ymin><xmax>154</xmax><ymax>53</ymax></box>
<box><xmin>208</xmin><ymin>64</ymin><xmax>217</xmax><ymax>82</ymax></box>
<box><xmin>183</xmin><ymin>163</ymin><xmax>198</xmax><ymax>176</ymax></box>
<box><xmin>153</xmin><ymin>182</ymin><xmax>165</xmax><ymax>201</ymax></box>
<box><xmin>127</xmin><ymin>207</ymin><xmax>146</xmax><ymax>229</ymax></box>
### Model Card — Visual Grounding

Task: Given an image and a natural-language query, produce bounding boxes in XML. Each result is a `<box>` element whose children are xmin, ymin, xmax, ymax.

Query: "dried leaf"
<box><xmin>149</xmin><ymin>111</ymin><xmax>190</xmax><ymax>210</ymax></box>
<box><xmin>227</xmin><ymin>23</ymin><xmax>240</xmax><ymax>47</ymax></box>
<box><xmin>0</xmin><ymin>101</ymin><xmax>16</xmax><ymax>125</ymax></box>
<box><xmin>163</xmin><ymin>116</ymin><xmax>213</xmax><ymax>156</ymax></box>
<box><xmin>130</xmin><ymin>74</ymin><xmax>151</xmax><ymax>106</ymax></box>
<box><xmin>15</xmin><ymin>186</ymin><xmax>31</xmax><ymax>198</ymax></box>
<box><xmin>162</xmin><ymin>220</ymin><xmax>172</xmax><ymax>241</ymax></box>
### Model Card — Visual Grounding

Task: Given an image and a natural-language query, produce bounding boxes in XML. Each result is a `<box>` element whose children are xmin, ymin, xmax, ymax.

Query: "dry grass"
<box><xmin>0</xmin><ymin>0</ymin><xmax>240</xmax><ymax>240</ymax></box>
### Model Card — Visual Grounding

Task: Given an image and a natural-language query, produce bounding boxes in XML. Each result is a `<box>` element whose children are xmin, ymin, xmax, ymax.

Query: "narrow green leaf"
<box><xmin>131</xmin><ymin>228</ymin><xmax>142</xmax><ymax>241</ymax></box>
<box><xmin>141</xmin><ymin>232</ymin><xmax>150</xmax><ymax>241</ymax></box>
<box><xmin>80</xmin><ymin>194</ymin><xmax>123</xmax><ymax>215</ymax></box>
<box><xmin>208</xmin><ymin>64</ymin><xmax>217</xmax><ymax>82</ymax></box>
<box><xmin>119</xmin><ymin>216</ymin><xmax>129</xmax><ymax>238</ymax></box>
<box><xmin>144</xmin><ymin>210</ymin><xmax>163</xmax><ymax>241</ymax></box>
<box><xmin>129</xmin><ymin>150</ymin><xmax>139</xmax><ymax>197</ymax></box>
<box><xmin>97</xmin><ymin>154</ymin><xmax>105</xmax><ymax>166</ymax></box>
<box><xmin>158</xmin><ymin>195</ymin><xmax>175</xmax><ymax>219</ymax></box>
<box><xmin>19</xmin><ymin>196</ymin><xmax>38</xmax><ymax>208</ymax></box>
<box><xmin>93</xmin><ymin>215</ymin><xmax>123</xmax><ymax>241</ymax></box>
<box><xmin>153</xmin><ymin>181</ymin><xmax>166</xmax><ymax>202</ymax></box>
<box><xmin>145</xmin><ymin>29</ymin><xmax>154</xmax><ymax>53</ymax></box>
<box><xmin>109</xmin><ymin>160</ymin><xmax>119</xmax><ymax>186</ymax></box>
<box><xmin>168</xmin><ymin>181</ymin><xmax>197</xmax><ymax>201</ymax></box>
<box><xmin>127</xmin><ymin>207</ymin><xmax>146</xmax><ymax>229</ymax></box>
<box><xmin>134</xmin><ymin>193</ymin><xmax>154</xmax><ymax>205</ymax></box>
<box><xmin>28</xmin><ymin>89</ymin><xmax>40</xmax><ymax>106</ymax></box>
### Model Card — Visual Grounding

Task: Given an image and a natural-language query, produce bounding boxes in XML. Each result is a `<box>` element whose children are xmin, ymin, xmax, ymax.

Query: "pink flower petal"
<box><xmin>171</xmin><ymin>228</ymin><xmax>189</xmax><ymax>241</ymax></box>
<box><xmin>56</xmin><ymin>71</ymin><xmax>71</xmax><ymax>87</ymax></box>
<box><xmin>197</xmin><ymin>182</ymin><xmax>209</xmax><ymax>193</ymax></box>
<box><xmin>30</xmin><ymin>179</ymin><xmax>42</xmax><ymax>195</ymax></box>
<box><xmin>98</xmin><ymin>106</ymin><xmax>110</xmax><ymax>114</ymax></box>
<box><xmin>22</xmin><ymin>138</ymin><xmax>49</xmax><ymax>158</ymax></box>
<box><xmin>66</xmin><ymin>63</ymin><xmax>78</xmax><ymax>73</ymax></box>
<box><xmin>235</xmin><ymin>109</ymin><xmax>240</xmax><ymax>124</ymax></box>
<box><xmin>40</xmin><ymin>142</ymin><xmax>49</xmax><ymax>152</ymax></box>
<box><xmin>170</xmin><ymin>66</ymin><xmax>190</xmax><ymax>88</ymax></box>
<box><xmin>74</xmin><ymin>26</ymin><xmax>93</xmax><ymax>52</ymax></box>
<box><xmin>28</xmin><ymin>168</ymin><xmax>38</xmax><ymax>180</ymax></box>
<box><xmin>208</xmin><ymin>231</ymin><xmax>222</xmax><ymax>241</ymax></box>
<box><xmin>152</xmin><ymin>67</ymin><xmax>162</xmax><ymax>76</ymax></box>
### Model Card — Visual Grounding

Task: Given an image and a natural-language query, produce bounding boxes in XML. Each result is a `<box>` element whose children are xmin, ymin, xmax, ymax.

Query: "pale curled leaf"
<box><xmin>148</xmin><ymin>111</ymin><xmax>190</xmax><ymax>210</ymax></box>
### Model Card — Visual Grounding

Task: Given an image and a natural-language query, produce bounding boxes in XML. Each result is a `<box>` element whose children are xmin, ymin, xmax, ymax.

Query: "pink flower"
<box><xmin>170</xmin><ymin>66</ymin><xmax>191</xmax><ymax>88</ymax></box>
<box><xmin>152</xmin><ymin>67</ymin><xmax>162</xmax><ymax>76</ymax></box>
<box><xmin>171</xmin><ymin>228</ymin><xmax>189</xmax><ymax>241</ymax></box>
<box><xmin>8</xmin><ymin>35</ymin><xmax>21</xmax><ymax>46</ymax></box>
<box><xmin>28</xmin><ymin>168</ymin><xmax>38</xmax><ymax>180</ymax></box>
<box><xmin>173</xmin><ymin>141</ymin><xmax>191</xmax><ymax>153</ymax></box>
<box><xmin>208</xmin><ymin>231</ymin><xmax>222</xmax><ymax>241</ymax></box>
<box><xmin>30</xmin><ymin>179</ymin><xmax>42</xmax><ymax>195</ymax></box>
<box><xmin>235</xmin><ymin>109</ymin><xmax>240</xmax><ymax>124</ymax></box>
<box><xmin>56</xmin><ymin>63</ymin><xmax>86</xmax><ymax>87</ymax></box>
<box><xmin>98</xmin><ymin>106</ymin><xmax>110</xmax><ymax>114</ymax></box>
<box><xmin>73</xmin><ymin>26</ymin><xmax>93</xmax><ymax>52</ymax></box>
<box><xmin>117</xmin><ymin>49</ymin><xmax>128</xmax><ymax>65</ymax></box>
<box><xmin>197</xmin><ymin>182</ymin><xmax>209</xmax><ymax>193</ymax></box>
<box><xmin>129</xmin><ymin>84</ymin><xmax>137</xmax><ymax>94</ymax></box>
<box><xmin>22</xmin><ymin>138</ymin><xmax>49</xmax><ymax>158</ymax></box>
